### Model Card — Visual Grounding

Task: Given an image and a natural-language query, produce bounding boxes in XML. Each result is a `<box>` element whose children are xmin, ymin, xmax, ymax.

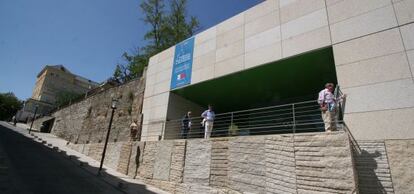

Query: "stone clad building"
<box><xmin>142</xmin><ymin>0</ymin><xmax>414</xmax><ymax>141</ymax></box>
<box><xmin>139</xmin><ymin>0</ymin><xmax>414</xmax><ymax>193</ymax></box>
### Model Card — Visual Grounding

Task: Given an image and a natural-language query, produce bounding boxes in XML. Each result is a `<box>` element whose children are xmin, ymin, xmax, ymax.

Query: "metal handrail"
<box><xmin>140</xmin><ymin>100</ymin><xmax>326</xmax><ymax>140</ymax></box>
<box><xmin>139</xmin><ymin>86</ymin><xmax>361</xmax><ymax>144</ymax></box>
<box><xmin>334</xmin><ymin>86</ymin><xmax>360</xmax><ymax>151</ymax></box>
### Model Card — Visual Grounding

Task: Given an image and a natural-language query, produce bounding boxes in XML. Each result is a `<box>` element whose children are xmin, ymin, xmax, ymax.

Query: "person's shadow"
<box><xmin>357</xmin><ymin>150</ymin><xmax>388</xmax><ymax>194</ymax></box>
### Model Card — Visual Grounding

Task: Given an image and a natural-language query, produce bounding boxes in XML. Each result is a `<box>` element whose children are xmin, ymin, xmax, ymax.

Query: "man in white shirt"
<box><xmin>318</xmin><ymin>83</ymin><xmax>337</xmax><ymax>132</ymax></box>
<box><xmin>201</xmin><ymin>105</ymin><xmax>215</xmax><ymax>139</ymax></box>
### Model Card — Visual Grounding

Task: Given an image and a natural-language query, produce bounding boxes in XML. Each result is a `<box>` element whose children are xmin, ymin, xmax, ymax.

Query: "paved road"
<box><xmin>0</xmin><ymin>124</ymin><xmax>124</xmax><ymax>194</ymax></box>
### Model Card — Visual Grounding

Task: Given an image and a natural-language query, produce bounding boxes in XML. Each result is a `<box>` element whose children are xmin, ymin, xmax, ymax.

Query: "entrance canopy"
<box><xmin>172</xmin><ymin>47</ymin><xmax>337</xmax><ymax>113</ymax></box>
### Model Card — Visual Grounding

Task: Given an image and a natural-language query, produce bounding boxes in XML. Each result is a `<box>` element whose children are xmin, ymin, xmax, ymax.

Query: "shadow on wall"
<box><xmin>132</xmin><ymin>145</ymin><xmax>141</xmax><ymax>179</ymax></box>
<box><xmin>63</xmin><ymin>151</ymin><xmax>156</xmax><ymax>194</ymax></box>
<box><xmin>354</xmin><ymin>140</ymin><xmax>396</xmax><ymax>194</ymax></box>
<box><xmin>66</xmin><ymin>140</ymin><xmax>146</xmax><ymax>181</ymax></box>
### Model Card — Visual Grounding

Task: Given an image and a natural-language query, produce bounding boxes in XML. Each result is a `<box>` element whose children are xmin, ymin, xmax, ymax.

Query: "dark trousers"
<box><xmin>181</xmin><ymin>126</ymin><xmax>189</xmax><ymax>139</ymax></box>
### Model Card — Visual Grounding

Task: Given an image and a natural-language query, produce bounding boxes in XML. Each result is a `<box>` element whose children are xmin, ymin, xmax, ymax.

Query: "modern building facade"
<box><xmin>141</xmin><ymin>0</ymin><xmax>414</xmax><ymax>142</ymax></box>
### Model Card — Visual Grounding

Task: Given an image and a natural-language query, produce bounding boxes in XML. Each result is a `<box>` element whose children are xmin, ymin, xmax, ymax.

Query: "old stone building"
<box><xmin>31</xmin><ymin>65</ymin><xmax>99</xmax><ymax>105</ymax></box>
<box><xmin>17</xmin><ymin>65</ymin><xmax>99</xmax><ymax>121</ymax></box>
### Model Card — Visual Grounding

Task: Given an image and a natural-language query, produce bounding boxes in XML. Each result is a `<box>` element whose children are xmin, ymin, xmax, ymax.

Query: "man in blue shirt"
<box><xmin>181</xmin><ymin>111</ymin><xmax>192</xmax><ymax>139</ymax></box>
<box><xmin>201</xmin><ymin>105</ymin><xmax>215</xmax><ymax>139</ymax></box>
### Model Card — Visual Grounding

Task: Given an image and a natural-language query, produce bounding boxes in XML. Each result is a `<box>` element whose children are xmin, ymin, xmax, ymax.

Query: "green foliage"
<box><xmin>113</xmin><ymin>64</ymin><xmax>125</xmax><ymax>82</ymax></box>
<box><xmin>0</xmin><ymin>92</ymin><xmax>22</xmax><ymax>120</ymax></box>
<box><xmin>112</xmin><ymin>0</ymin><xmax>200</xmax><ymax>83</ymax></box>
<box><xmin>164</xmin><ymin>0</ymin><xmax>200</xmax><ymax>46</ymax></box>
<box><xmin>141</xmin><ymin>0</ymin><xmax>166</xmax><ymax>52</ymax></box>
<box><xmin>112</xmin><ymin>50</ymin><xmax>148</xmax><ymax>83</ymax></box>
<box><xmin>55</xmin><ymin>91</ymin><xmax>83</xmax><ymax>107</ymax></box>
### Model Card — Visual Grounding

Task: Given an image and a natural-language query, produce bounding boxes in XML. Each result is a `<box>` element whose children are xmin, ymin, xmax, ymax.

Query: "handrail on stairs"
<box><xmin>334</xmin><ymin>85</ymin><xmax>361</xmax><ymax>154</ymax></box>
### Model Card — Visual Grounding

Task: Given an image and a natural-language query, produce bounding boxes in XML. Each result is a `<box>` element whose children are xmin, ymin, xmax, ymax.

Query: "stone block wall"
<box><xmin>117</xmin><ymin>142</ymin><xmax>133</xmax><ymax>174</ymax></box>
<box><xmin>209</xmin><ymin>138</ymin><xmax>228</xmax><ymax>188</ymax></box>
<box><xmin>294</xmin><ymin>133</ymin><xmax>355</xmax><ymax>193</ymax></box>
<box><xmin>265</xmin><ymin>135</ymin><xmax>296</xmax><ymax>193</ymax></box>
<box><xmin>227</xmin><ymin>136</ymin><xmax>266</xmax><ymax>193</ymax></box>
<box><xmin>140</xmin><ymin>141</ymin><xmax>157</xmax><ymax>179</ymax></box>
<box><xmin>127</xmin><ymin>142</ymin><xmax>144</xmax><ymax>178</ymax></box>
<box><xmin>50</xmin><ymin>77</ymin><xmax>145</xmax><ymax>144</ymax></box>
<box><xmin>65</xmin><ymin>131</ymin><xmax>357</xmax><ymax>193</ymax></box>
<box><xmin>65</xmin><ymin>131</ymin><xmax>414</xmax><ymax>194</ymax></box>
<box><xmin>183</xmin><ymin>139</ymin><xmax>212</xmax><ymax>185</ymax></box>
<box><xmin>153</xmin><ymin>132</ymin><xmax>356</xmax><ymax>193</ymax></box>
<box><xmin>385</xmin><ymin>139</ymin><xmax>414</xmax><ymax>194</ymax></box>
<box><xmin>153</xmin><ymin>141</ymin><xmax>173</xmax><ymax>180</ymax></box>
<box><xmin>169</xmin><ymin>140</ymin><xmax>186</xmax><ymax>183</ymax></box>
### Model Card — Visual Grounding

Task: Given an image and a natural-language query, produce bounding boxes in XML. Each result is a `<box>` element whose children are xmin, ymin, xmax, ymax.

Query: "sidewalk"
<box><xmin>2</xmin><ymin>122</ymin><xmax>168</xmax><ymax>194</ymax></box>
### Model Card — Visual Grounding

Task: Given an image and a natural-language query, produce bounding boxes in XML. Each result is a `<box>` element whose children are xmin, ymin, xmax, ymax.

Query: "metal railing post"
<box><xmin>160</xmin><ymin>121</ymin><xmax>165</xmax><ymax>141</ymax></box>
<box><xmin>292</xmin><ymin>104</ymin><xmax>296</xmax><ymax>134</ymax></box>
<box><xmin>230</xmin><ymin>112</ymin><xmax>234</xmax><ymax>136</ymax></box>
<box><xmin>230</xmin><ymin>112</ymin><xmax>234</xmax><ymax>126</ymax></box>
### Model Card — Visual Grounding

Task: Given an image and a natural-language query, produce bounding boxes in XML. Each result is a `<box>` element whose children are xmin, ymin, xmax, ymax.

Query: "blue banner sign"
<box><xmin>171</xmin><ymin>37</ymin><xmax>195</xmax><ymax>89</ymax></box>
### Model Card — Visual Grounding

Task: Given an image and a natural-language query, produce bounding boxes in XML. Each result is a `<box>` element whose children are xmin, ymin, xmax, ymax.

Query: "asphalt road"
<box><xmin>0</xmin><ymin>123</ymin><xmax>124</xmax><ymax>194</ymax></box>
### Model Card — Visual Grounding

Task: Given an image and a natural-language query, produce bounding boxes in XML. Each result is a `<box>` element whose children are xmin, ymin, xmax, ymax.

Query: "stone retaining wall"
<box><xmin>67</xmin><ymin>131</ymin><xmax>357</xmax><ymax>193</ymax></box>
<box><xmin>385</xmin><ymin>139</ymin><xmax>414</xmax><ymax>194</ymax></box>
<box><xmin>50</xmin><ymin>77</ymin><xmax>145</xmax><ymax>144</ymax></box>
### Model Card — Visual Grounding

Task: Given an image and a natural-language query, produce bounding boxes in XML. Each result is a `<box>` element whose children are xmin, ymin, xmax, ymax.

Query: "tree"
<box><xmin>113</xmin><ymin>50</ymin><xmax>148</xmax><ymax>83</ymax></box>
<box><xmin>164</xmin><ymin>0</ymin><xmax>200</xmax><ymax>46</ymax></box>
<box><xmin>0</xmin><ymin>92</ymin><xmax>22</xmax><ymax>120</ymax></box>
<box><xmin>140</xmin><ymin>0</ymin><xmax>166</xmax><ymax>54</ymax></box>
<box><xmin>113</xmin><ymin>63</ymin><xmax>128</xmax><ymax>83</ymax></box>
<box><xmin>112</xmin><ymin>0</ymin><xmax>200</xmax><ymax>82</ymax></box>
<box><xmin>141</xmin><ymin>0</ymin><xmax>199</xmax><ymax>56</ymax></box>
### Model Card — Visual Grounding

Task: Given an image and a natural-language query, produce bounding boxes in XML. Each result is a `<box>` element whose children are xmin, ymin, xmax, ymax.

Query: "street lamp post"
<box><xmin>98</xmin><ymin>98</ymin><xmax>118</xmax><ymax>175</ymax></box>
<box><xmin>29</xmin><ymin>105</ymin><xmax>38</xmax><ymax>134</ymax></box>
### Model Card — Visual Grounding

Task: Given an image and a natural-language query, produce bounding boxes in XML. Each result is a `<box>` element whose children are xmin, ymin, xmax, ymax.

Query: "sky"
<box><xmin>0</xmin><ymin>0</ymin><xmax>262</xmax><ymax>100</ymax></box>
